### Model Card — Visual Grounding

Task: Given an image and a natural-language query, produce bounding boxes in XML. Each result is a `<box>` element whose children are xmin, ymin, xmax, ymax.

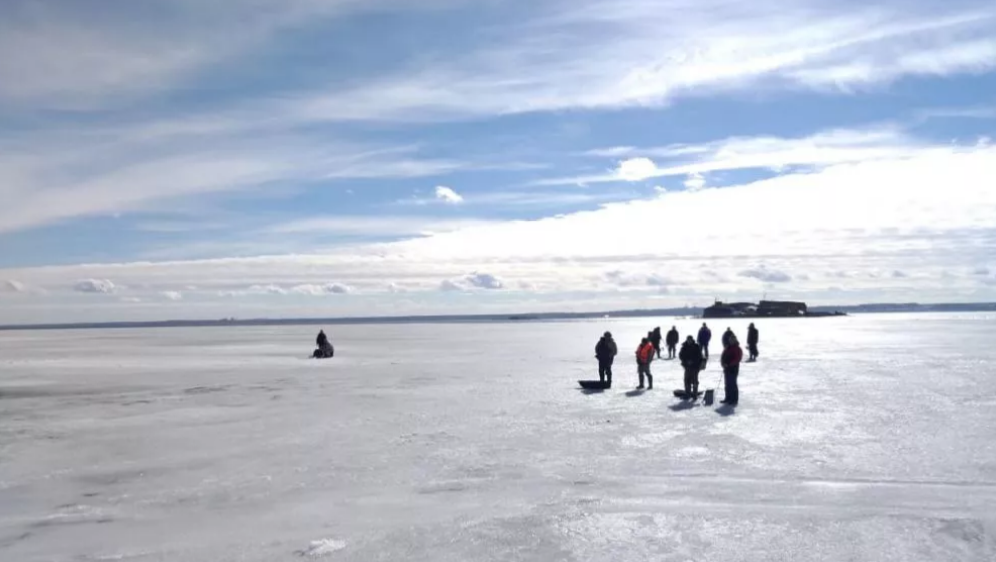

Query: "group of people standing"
<box><xmin>593</xmin><ymin>321</ymin><xmax>761</xmax><ymax>406</ymax></box>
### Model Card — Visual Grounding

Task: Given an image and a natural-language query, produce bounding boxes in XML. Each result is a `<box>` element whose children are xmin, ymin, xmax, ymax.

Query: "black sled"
<box><xmin>578</xmin><ymin>380</ymin><xmax>610</xmax><ymax>390</ymax></box>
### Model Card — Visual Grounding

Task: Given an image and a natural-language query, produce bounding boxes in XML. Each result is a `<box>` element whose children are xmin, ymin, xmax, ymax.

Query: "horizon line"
<box><xmin>2</xmin><ymin>301</ymin><xmax>995</xmax><ymax>332</ymax></box>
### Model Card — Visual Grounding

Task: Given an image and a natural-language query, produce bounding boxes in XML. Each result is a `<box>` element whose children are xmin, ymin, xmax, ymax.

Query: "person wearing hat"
<box><xmin>720</xmin><ymin>333</ymin><xmax>743</xmax><ymax>405</ymax></box>
<box><xmin>747</xmin><ymin>322</ymin><xmax>759</xmax><ymax>362</ymax></box>
<box><xmin>697</xmin><ymin>322</ymin><xmax>712</xmax><ymax>359</ymax></box>
<box><xmin>721</xmin><ymin>327</ymin><xmax>735</xmax><ymax>349</ymax></box>
<box><xmin>594</xmin><ymin>331</ymin><xmax>618</xmax><ymax>386</ymax></box>
<box><xmin>636</xmin><ymin>337</ymin><xmax>655</xmax><ymax>390</ymax></box>
<box><xmin>665</xmin><ymin>326</ymin><xmax>680</xmax><ymax>359</ymax></box>
<box><xmin>649</xmin><ymin>327</ymin><xmax>663</xmax><ymax>359</ymax></box>
<box><xmin>678</xmin><ymin>335</ymin><xmax>703</xmax><ymax>397</ymax></box>
<box><xmin>314</xmin><ymin>329</ymin><xmax>334</xmax><ymax>358</ymax></box>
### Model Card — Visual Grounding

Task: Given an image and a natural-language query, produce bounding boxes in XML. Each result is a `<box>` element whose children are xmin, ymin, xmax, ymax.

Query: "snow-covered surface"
<box><xmin>1</xmin><ymin>314</ymin><xmax>995</xmax><ymax>561</ymax></box>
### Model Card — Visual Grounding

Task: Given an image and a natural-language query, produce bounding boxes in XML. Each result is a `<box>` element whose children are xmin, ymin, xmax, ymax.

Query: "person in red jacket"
<box><xmin>720</xmin><ymin>334</ymin><xmax>743</xmax><ymax>405</ymax></box>
<box><xmin>636</xmin><ymin>337</ymin><xmax>655</xmax><ymax>390</ymax></box>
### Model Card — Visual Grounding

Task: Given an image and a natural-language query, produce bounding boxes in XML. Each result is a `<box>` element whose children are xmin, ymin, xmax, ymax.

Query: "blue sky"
<box><xmin>1</xmin><ymin>0</ymin><xmax>995</xmax><ymax>323</ymax></box>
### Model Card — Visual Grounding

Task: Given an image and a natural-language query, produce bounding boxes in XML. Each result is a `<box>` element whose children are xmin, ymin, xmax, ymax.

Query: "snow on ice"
<box><xmin>1</xmin><ymin>313</ymin><xmax>995</xmax><ymax>561</ymax></box>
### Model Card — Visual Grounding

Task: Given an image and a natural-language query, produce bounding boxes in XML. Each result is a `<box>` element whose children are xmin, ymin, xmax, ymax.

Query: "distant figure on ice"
<box><xmin>722</xmin><ymin>327</ymin><xmax>735</xmax><ymax>349</ymax></box>
<box><xmin>720</xmin><ymin>334</ymin><xmax>743</xmax><ymax>405</ymax></box>
<box><xmin>697</xmin><ymin>323</ymin><xmax>712</xmax><ymax>359</ymax></box>
<box><xmin>313</xmin><ymin>329</ymin><xmax>334</xmax><ymax>359</ymax></box>
<box><xmin>636</xmin><ymin>337</ymin><xmax>655</xmax><ymax>390</ymax></box>
<box><xmin>649</xmin><ymin>327</ymin><xmax>663</xmax><ymax>359</ymax></box>
<box><xmin>747</xmin><ymin>323</ymin><xmax>759</xmax><ymax>362</ymax></box>
<box><xmin>679</xmin><ymin>336</ymin><xmax>703</xmax><ymax>397</ymax></box>
<box><xmin>665</xmin><ymin>326</ymin><xmax>680</xmax><ymax>359</ymax></box>
<box><xmin>595</xmin><ymin>332</ymin><xmax>618</xmax><ymax>387</ymax></box>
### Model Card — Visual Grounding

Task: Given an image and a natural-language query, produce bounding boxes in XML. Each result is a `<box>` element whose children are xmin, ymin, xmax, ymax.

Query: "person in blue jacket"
<box><xmin>697</xmin><ymin>322</ymin><xmax>712</xmax><ymax>359</ymax></box>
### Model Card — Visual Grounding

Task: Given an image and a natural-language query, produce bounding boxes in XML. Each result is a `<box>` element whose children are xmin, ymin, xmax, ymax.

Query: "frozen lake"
<box><xmin>2</xmin><ymin>314</ymin><xmax>995</xmax><ymax>561</ymax></box>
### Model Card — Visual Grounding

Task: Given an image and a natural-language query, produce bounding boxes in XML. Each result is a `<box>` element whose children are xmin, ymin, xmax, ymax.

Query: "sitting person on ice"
<box><xmin>313</xmin><ymin>329</ymin><xmax>334</xmax><ymax>358</ymax></box>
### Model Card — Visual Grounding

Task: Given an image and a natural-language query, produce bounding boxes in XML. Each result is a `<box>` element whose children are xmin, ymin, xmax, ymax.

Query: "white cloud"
<box><xmin>439</xmin><ymin>279</ymin><xmax>465</xmax><ymax>292</ymax></box>
<box><xmin>0</xmin><ymin>135</ymin><xmax>469</xmax><ymax>235</ymax></box>
<box><xmin>645</xmin><ymin>274</ymin><xmax>674</xmax><ymax>288</ymax></box>
<box><xmin>267</xmin><ymin>216</ymin><xmax>496</xmax><ymax>238</ymax></box>
<box><xmin>1</xmin><ymin>280</ymin><xmax>26</xmax><ymax>293</ymax></box>
<box><xmin>161</xmin><ymin>291</ymin><xmax>183</xmax><ymax>301</ymax></box>
<box><xmin>789</xmin><ymin>38</ymin><xmax>996</xmax><ymax>89</ymax></box>
<box><xmin>0</xmin><ymin>0</ymin><xmax>432</xmax><ymax>108</ymax></box>
<box><xmin>434</xmin><ymin>186</ymin><xmax>464</xmax><ymax>204</ymax></box>
<box><xmin>244</xmin><ymin>283</ymin><xmax>354</xmax><ymax>296</ymax></box>
<box><xmin>74</xmin><ymin>279</ymin><xmax>116</xmax><ymax>294</ymax></box>
<box><xmin>739</xmin><ymin>266</ymin><xmax>793</xmax><ymax>283</ymax></box>
<box><xmin>540</xmin><ymin>125</ymin><xmax>926</xmax><ymax>186</ymax></box>
<box><xmin>683</xmin><ymin>172</ymin><xmax>706</xmax><ymax>191</ymax></box>
<box><xmin>4</xmin><ymin>1</ymin><xmax>993</xmax><ymax>241</ymax></box>
<box><xmin>325</xmin><ymin>283</ymin><xmax>350</xmax><ymax>295</ymax></box>
<box><xmin>249</xmin><ymin>284</ymin><xmax>287</xmax><ymax>295</ymax></box>
<box><xmin>465</xmin><ymin>272</ymin><xmax>504</xmax><ymax>290</ymax></box>
<box><xmin>288</xmin><ymin>2</ymin><xmax>996</xmax><ymax>121</ymax></box>
<box><xmin>616</xmin><ymin>158</ymin><xmax>659</xmax><ymax>181</ymax></box>
<box><xmin>4</xmin><ymin>138</ymin><xmax>996</xmax><ymax>322</ymax></box>
<box><xmin>438</xmin><ymin>273</ymin><xmax>504</xmax><ymax>291</ymax></box>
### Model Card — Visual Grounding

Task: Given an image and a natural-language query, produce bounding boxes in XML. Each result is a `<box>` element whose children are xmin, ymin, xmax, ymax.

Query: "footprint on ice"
<box><xmin>296</xmin><ymin>539</ymin><xmax>346</xmax><ymax>557</ymax></box>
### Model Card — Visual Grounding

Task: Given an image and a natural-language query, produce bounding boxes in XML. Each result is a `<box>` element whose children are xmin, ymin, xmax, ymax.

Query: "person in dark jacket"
<box><xmin>649</xmin><ymin>327</ymin><xmax>663</xmax><ymax>359</ymax></box>
<box><xmin>720</xmin><ymin>334</ymin><xmax>743</xmax><ymax>405</ymax></box>
<box><xmin>595</xmin><ymin>332</ymin><xmax>618</xmax><ymax>386</ymax></box>
<box><xmin>678</xmin><ymin>336</ymin><xmax>703</xmax><ymax>397</ymax></box>
<box><xmin>697</xmin><ymin>323</ymin><xmax>712</xmax><ymax>359</ymax></box>
<box><xmin>721</xmin><ymin>327</ymin><xmax>735</xmax><ymax>349</ymax></box>
<box><xmin>665</xmin><ymin>326</ymin><xmax>680</xmax><ymax>359</ymax></box>
<box><xmin>314</xmin><ymin>329</ymin><xmax>334</xmax><ymax>358</ymax></box>
<box><xmin>746</xmin><ymin>323</ymin><xmax>759</xmax><ymax>362</ymax></box>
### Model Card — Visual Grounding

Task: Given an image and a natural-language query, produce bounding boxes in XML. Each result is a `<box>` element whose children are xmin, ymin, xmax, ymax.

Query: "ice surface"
<box><xmin>2</xmin><ymin>313</ymin><xmax>995</xmax><ymax>561</ymax></box>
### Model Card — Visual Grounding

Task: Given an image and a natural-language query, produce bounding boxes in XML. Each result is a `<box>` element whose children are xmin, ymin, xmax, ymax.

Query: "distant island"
<box><xmin>1</xmin><ymin>302</ymin><xmax>994</xmax><ymax>332</ymax></box>
<box><xmin>703</xmin><ymin>300</ymin><xmax>847</xmax><ymax>318</ymax></box>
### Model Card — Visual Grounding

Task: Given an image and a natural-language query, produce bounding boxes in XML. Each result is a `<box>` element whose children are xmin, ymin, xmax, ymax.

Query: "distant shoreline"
<box><xmin>1</xmin><ymin>302</ymin><xmax>993</xmax><ymax>332</ymax></box>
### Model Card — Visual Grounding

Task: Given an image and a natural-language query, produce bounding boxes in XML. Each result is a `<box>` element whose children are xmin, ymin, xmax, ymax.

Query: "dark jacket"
<box><xmin>649</xmin><ymin>329</ymin><xmax>662</xmax><ymax>346</ymax></box>
<box><xmin>595</xmin><ymin>337</ymin><xmax>618</xmax><ymax>362</ymax></box>
<box><xmin>721</xmin><ymin>330</ymin><xmax>734</xmax><ymax>348</ymax></box>
<box><xmin>697</xmin><ymin>326</ymin><xmax>712</xmax><ymax>345</ymax></box>
<box><xmin>666</xmin><ymin>329</ymin><xmax>679</xmax><ymax>346</ymax></box>
<box><xmin>679</xmin><ymin>341</ymin><xmax>703</xmax><ymax>371</ymax></box>
<box><xmin>747</xmin><ymin>326</ymin><xmax>759</xmax><ymax>345</ymax></box>
<box><xmin>721</xmin><ymin>344</ymin><xmax>743</xmax><ymax>369</ymax></box>
<box><xmin>316</xmin><ymin>331</ymin><xmax>329</xmax><ymax>348</ymax></box>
